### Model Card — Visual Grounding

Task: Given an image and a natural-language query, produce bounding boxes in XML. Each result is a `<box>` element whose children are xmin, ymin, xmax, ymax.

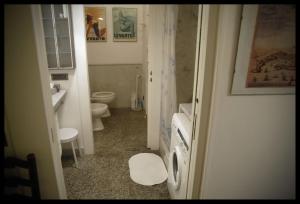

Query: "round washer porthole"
<box><xmin>172</xmin><ymin>145</ymin><xmax>182</xmax><ymax>190</ymax></box>
<box><xmin>173</xmin><ymin>151</ymin><xmax>178</xmax><ymax>182</ymax></box>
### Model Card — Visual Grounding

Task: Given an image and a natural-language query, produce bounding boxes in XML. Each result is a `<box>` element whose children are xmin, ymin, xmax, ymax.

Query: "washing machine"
<box><xmin>167</xmin><ymin>113</ymin><xmax>192</xmax><ymax>199</ymax></box>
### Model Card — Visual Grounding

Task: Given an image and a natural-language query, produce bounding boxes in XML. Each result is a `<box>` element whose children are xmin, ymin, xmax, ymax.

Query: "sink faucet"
<box><xmin>53</xmin><ymin>84</ymin><xmax>61</xmax><ymax>92</ymax></box>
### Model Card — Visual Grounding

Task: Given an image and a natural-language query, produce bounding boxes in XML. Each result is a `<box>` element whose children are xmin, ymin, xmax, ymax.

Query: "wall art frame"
<box><xmin>231</xmin><ymin>5</ymin><xmax>295</xmax><ymax>95</ymax></box>
<box><xmin>112</xmin><ymin>7</ymin><xmax>137</xmax><ymax>42</ymax></box>
<box><xmin>85</xmin><ymin>7</ymin><xmax>107</xmax><ymax>42</ymax></box>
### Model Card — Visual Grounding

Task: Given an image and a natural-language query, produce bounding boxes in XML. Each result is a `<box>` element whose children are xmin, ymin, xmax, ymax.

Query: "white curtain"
<box><xmin>160</xmin><ymin>5</ymin><xmax>178</xmax><ymax>149</ymax></box>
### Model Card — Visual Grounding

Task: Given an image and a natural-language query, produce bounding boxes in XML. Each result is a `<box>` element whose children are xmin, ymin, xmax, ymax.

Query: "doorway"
<box><xmin>60</xmin><ymin>5</ymin><xmax>170</xmax><ymax>199</ymax></box>
<box><xmin>32</xmin><ymin>4</ymin><xmax>204</xmax><ymax>199</ymax></box>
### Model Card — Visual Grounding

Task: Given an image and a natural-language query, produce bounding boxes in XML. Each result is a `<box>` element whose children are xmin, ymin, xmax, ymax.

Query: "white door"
<box><xmin>146</xmin><ymin>5</ymin><xmax>165</xmax><ymax>150</ymax></box>
<box><xmin>31</xmin><ymin>5</ymin><xmax>67</xmax><ymax>198</ymax></box>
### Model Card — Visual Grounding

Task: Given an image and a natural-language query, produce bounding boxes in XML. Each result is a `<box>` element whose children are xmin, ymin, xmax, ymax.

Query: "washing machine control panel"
<box><xmin>177</xmin><ymin>128</ymin><xmax>189</xmax><ymax>151</ymax></box>
<box><xmin>171</xmin><ymin>113</ymin><xmax>192</xmax><ymax>149</ymax></box>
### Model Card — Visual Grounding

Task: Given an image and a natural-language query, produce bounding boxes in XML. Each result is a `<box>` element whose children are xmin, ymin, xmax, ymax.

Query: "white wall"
<box><xmin>49</xmin><ymin>71</ymin><xmax>83</xmax><ymax>151</ymax></box>
<box><xmin>201</xmin><ymin>5</ymin><xmax>295</xmax><ymax>199</ymax></box>
<box><xmin>4</xmin><ymin>114</ymin><xmax>15</xmax><ymax>157</ymax></box>
<box><xmin>72</xmin><ymin>5</ymin><xmax>94</xmax><ymax>155</ymax></box>
<box><xmin>86</xmin><ymin>4</ymin><xmax>144</xmax><ymax>65</ymax></box>
<box><xmin>89</xmin><ymin>64</ymin><xmax>143</xmax><ymax>108</ymax></box>
<box><xmin>49</xmin><ymin>5</ymin><xmax>94</xmax><ymax>155</ymax></box>
<box><xmin>85</xmin><ymin>4</ymin><xmax>147</xmax><ymax>111</ymax></box>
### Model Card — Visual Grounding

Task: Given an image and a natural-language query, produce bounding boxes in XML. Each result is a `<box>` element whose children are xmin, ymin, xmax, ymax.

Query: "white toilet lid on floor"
<box><xmin>128</xmin><ymin>153</ymin><xmax>168</xmax><ymax>186</ymax></box>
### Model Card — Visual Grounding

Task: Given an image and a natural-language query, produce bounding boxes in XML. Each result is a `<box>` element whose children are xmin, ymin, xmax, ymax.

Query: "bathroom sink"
<box><xmin>51</xmin><ymin>87</ymin><xmax>57</xmax><ymax>95</ymax></box>
<box><xmin>52</xmin><ymin>90</ymin><xmax>66</xmax><ymax>112</ymax></box>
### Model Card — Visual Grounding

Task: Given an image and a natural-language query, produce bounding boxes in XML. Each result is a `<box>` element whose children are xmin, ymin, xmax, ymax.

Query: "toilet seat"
<box><xmin>91</xmin><ymin>91</ymin><xmax>115</xmax><ymax>118</ymax></box>
<box><xmin>91</xmin><ymin>103</ymin><xmax>108</xmax><ymax>116</ymax></box>
<box><xmin>92</xmin><ymin>92</ymin><xmax>115</xmax><ymax>99</ymax></box>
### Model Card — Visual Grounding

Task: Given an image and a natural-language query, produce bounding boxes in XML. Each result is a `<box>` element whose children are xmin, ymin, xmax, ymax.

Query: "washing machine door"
<box><xmin>170</xmin><ymin>145</ymin><xmax>184</xmax><ymax>190</ymax></box>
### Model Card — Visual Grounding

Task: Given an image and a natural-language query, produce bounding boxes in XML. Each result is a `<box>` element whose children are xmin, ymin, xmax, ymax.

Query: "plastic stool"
<box><xmin>59</xmin><ymin>128</ymin><xmax>79</xmax><ymax>168</ymax></box>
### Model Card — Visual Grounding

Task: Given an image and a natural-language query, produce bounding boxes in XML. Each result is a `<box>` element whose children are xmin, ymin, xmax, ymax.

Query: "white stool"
<box><xmin>59</xmin><ymin>128</ymin><xmax>79</xmax><ymax>168</ymax></box>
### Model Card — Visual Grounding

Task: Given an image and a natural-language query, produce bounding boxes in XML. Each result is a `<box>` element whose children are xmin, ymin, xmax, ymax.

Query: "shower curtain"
<box><xmin>160</xmin><ymin>5</ymin><xmax>178</xmax><ymax>149</ymax></box>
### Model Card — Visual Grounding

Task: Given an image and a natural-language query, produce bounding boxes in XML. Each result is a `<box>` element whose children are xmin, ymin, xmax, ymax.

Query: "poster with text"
<box><xmin>232</xmin><ymin>5</ymin><xmax>295</xmax><ymax>95</ymax></box>
<box><xmin>113</xmin><ymin>8</ymin><xmax>137</xmax><ymax>42</ymax></box>
<box><xmin>246</xmin><ymin>5</ymin><xmax>295</xmax><ymax>88</ymax></box>
<box><xmin>85</xmin><ymin>7</ymin><xmax>107</xmax><ymax>42</ymax></box>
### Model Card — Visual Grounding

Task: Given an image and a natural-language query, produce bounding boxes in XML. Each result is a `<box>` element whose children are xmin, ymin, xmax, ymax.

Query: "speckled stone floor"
<box><xmin>61</xmin><ymin>108</ymin><xmax>170</xmax><ymax>199</ymax></box>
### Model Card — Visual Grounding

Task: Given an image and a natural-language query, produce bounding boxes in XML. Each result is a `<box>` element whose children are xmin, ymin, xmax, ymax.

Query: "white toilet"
<box><xmin>91</xmin><ymin>92</ymin><xmax>115</xmax><ymax>117</ymax></box>
<box><xmin>91</xmin><ymin>103</ymin><xmax>108</xmax><ymax>131</ymax></box>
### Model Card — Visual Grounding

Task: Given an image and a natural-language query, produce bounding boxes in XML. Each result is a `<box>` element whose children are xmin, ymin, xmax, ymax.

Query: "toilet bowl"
<box><xmin>91</xmin><ymin>103</ymin><xmax>108</xmax><ymax>131</ymax></box>
<box><xmin>91</xmin><ymin>92</ymin><xmax>115</xmax><ymax>117</ymax></box>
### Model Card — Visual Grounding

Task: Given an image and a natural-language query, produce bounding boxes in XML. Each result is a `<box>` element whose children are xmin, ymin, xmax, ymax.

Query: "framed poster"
<box><xmin>231</xmin><ymin>5</ymin><xmax>295</xmax><ymax>95</ymax></box>
<box><xmin>112</xmin><ymin>7</ymin><xmax>137</xmax><ymax>42</ymax></box>
<box><xmin>85</xmin><ymin>7</ymin><xmax>107</xmax><ymax>42</ymax></box>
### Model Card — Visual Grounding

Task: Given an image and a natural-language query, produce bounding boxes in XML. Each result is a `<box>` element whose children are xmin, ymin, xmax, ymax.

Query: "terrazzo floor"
<box><xmin>61</xmin><ymin>108</ymin><xmax>170</xmax><ymax>199</ymax></box>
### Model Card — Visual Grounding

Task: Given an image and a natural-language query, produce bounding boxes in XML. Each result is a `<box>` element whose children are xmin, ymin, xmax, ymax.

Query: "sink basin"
<box><xmin>50</xmin><ymin>87</ymin><xmax>57</xmax><ymax>95</ymax></box>
<box><xmin>52</xmin><ymin>90</ymin><xmax>66</xmax><ymax>111</ymax></box>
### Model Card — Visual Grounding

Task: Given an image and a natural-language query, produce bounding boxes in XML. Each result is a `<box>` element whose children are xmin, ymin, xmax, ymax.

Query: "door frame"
<box><xmin>146</xmin><ymin>4</ymin><xmax>220</xmax><ymax>198</ymax></box>
<box><xmin>32</xmin><ymin>4</ymin><xmax>219</xmax><ymax>198</ymax></box>
<box><xmin>186</xmin><ymin>5</ymin><xmax>220</xmax><ymax>199</ymax></box>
